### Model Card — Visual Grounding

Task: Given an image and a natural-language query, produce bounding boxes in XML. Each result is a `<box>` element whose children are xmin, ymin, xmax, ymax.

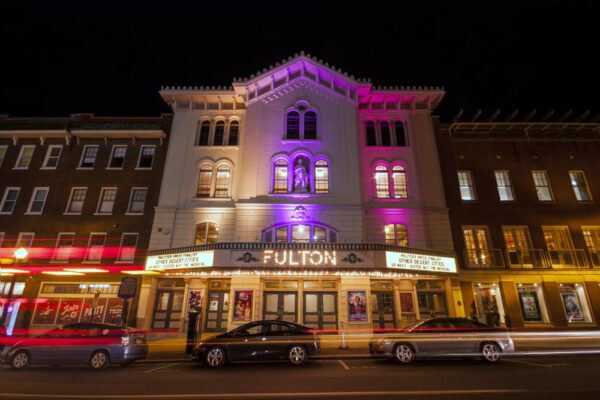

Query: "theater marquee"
<box><xmin>146</xmin><ymin>250</ymin><xmax>214</xmax><ymax>271</ymax></box>
<box><xmin>385</xmin><ymin>251</ymin><xmax>457</xmax><ymax>273</ymax></box>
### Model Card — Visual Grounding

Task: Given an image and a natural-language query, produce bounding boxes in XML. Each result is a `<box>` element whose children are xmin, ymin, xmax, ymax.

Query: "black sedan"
<box><xmin>192</xmin><ymin>320</ymin><xmax>320</xmax><ymax>367</ymax></box>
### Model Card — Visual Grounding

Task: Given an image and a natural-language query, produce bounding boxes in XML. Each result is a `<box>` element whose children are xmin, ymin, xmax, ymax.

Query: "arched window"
<box><xmin>385</xmin><ymin>224</ymin><xmax>408</xmax><ymax>247</ymax></box>
<box><xmin>394</xmin><ymin>121</ymin><xmax>407</xmax><ymax>146</ymax></box>
<box><xmin>262</xmin><ymin>222</ymin><xmax>339</xmax><ymax>243</ymax></box>
<box><xmin>195</xmin><ymin>222</ymin><xmax>218</xmax><ymax>245</ymax></box>
<box><xmin>197</xmin><ymin>121</ymin><xmax>210</xmax><ymax>146</ymax></box>
<box><xmin>197</xmin><ymin>164</ymin><xmax>213</xmax><ymax>197</ymax></box>
<box><xmin>228</xmin><ymin>121</ymin><xmax>239</xmax><ymax>146</ymax></box>
<box><xmin>292</xmin><ymin>156</ymin><xmax>310</xmax><ymax>193</ymax></box>
<box><xmin>380</xmin><ymin>121</ymin><xmax>391</xmax><ymax>146</ymax></box>
<box><xmin>304</xmin><ymin>111</ymin><xmax>317</xmax><ymax>139</ymax></box>
<box><xmin>366</xmin><ymin>121</ymin><xmax>376</xmax><ymax>146</ymax></box>
<box><xmin>392</xmin><ymin>166</ymin><xmax>407</xmax><ymax>199</ymax></box>
<box><xmin>375</xmin><ymin>166</ymin><xmax>390</xmax><ymax>198</ymax></box>
<box><xmin>214</xmin><ymin>121</ymin><xmax>225</xmax><ymax>146</ymax></box>
<box><xmin>273</xmin><ymin>159</ymin><xmax>289</xmax><ymax>194</ymax></box>
<box><xmin>314</xmin><ymin>160</ymin><xmax>329</xmax><ymax>194</ymax></box>
<box><xmin>286</xmin><ymin>111</ymin><xmax>300</xmax><ymax>139</ymax></box>
<box><xmin>214</xmin><ymin>164</ymin><xmax>231</xmax><ymax>198</ymax></box>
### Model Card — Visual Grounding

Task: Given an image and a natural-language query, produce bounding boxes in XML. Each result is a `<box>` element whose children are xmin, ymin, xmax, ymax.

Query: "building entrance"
<box><xmin>263</xmin><ymin>292</ymin><xmax>298</xmax><ymax>322</ymax></box>
<box><xmin>371</xmin><ymin>291</ymin><xmax>395</xmax><ymax>330</ymax></box>
<box><xmin>205</xmin><ymin>291</ymin><xmax>229</xmax><ymax>332</ymax></box>
<box><xmin>303</xmin><ymin>292</ymin><xmax>337</xmax><ymax>330</ymax></box>
<box><xmin>152</xmin><ymin>289</ymin><xmax>184</xmax><ymax>330</ymax></box>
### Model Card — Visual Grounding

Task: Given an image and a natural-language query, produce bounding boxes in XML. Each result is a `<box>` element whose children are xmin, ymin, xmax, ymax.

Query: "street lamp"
<box><xmin>1</xmin><ymin>247</ymin><xmax>29</xmax><ymax>326</ymax></box>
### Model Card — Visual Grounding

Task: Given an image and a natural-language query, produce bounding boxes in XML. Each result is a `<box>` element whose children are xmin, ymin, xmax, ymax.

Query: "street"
<box><xmin>1</xmin><ymin>355</ymin><xmax>600</xmax><ymax>400</ymax></box>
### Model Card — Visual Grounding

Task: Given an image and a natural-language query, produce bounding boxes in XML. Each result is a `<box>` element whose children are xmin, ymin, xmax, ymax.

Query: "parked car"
<box><xmin>369</xmin><ymin>317</ymin><xmax>514</xmax><ymax>364</ymax></box>
<box><xmin>192</xmin><ymin>320</ymin><xmax>320</xmax><ymax>367</ymax></box>
<box><xmin>0</xmin><ymin>322</ymin><xmax>148</xmax><ymax>370</ymax></box>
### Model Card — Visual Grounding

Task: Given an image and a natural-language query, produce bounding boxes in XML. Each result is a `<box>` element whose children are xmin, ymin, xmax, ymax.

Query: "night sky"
<box><xmin>1</xmin><ymin>0</ymin><xmax>597</xmax><ymax>121</ymax></box>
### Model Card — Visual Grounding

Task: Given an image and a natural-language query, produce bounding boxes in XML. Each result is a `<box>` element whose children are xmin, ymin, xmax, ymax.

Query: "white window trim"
<box><xmin>64</xmin><ymin>187</ymin><xmax>88</xmax><ymax>215</ymax></box>
<box><xmin>458</xmin><ymin>170</ymin><xmax>477</xmax><ymax>202</ymax></box>
<box><xmin>135</xmin><ymin>145</ymin><xmax>156</xmax><ymax>170</ymax></box>
<box><xmin>0</xmin><ymin>186</ymin><xmax>21</xmax><ymax>215</ymax></box>
<box><xmin>117</xmin><ymin>232</ymin><xmax>139</xmax><ymax>263</ymax></box>
<box><xmin>25</xmin><ymin>186</ymin><xmax>49</xmax><ymax>215</ymax></box>
<box><xmin>50</xmin><ymin>232</ymin><xmax>76</xmax><ymax>263</ymax></box>
<box><xmin>13</xmin><ymin>145</ymin><xmax>35</xmax><ymax>170</ymax></box>
<box><xmin>40</xmin><ymin>145</ymin><xmax>63</xmax><ymax>170</ymax></box>
<box><xmin>84</xmin><ymin>232</ymin><xmax>107</xmax><ymax>263</ymax></box>
<box><xmin>532</xmin><ymin>170</ymin><xmax>555</xmax><ymax>202</ymax></box>
<box><xmin>125</xmin><ymin>187</ymin><xmax>148</xmax><ymax>215</ymax></box>
<box><xmin>95</xmin><ymin>187</ymin><xmax>118</xmax><ymax>215</ymax></box>
<box><xmin>0</xmin><ymin>145</ymin><xmax>9</xmax><ymax>168</ymax></box>
<box><xmin>16</xmin><ymin>232</ymin><xmax>35</xmax><ymax>248</ymax></box>
<box><xmin>494</xmin><ymin>170</ymin><xmax>515</xmax><ymax>202</ymax></box>
<box><xmin>106</xmin><ymin>145</ymin><xmax>128</xmax><ymax>170</ymax></box>
<box><xmin>78</xmin><ymin>145</ymin><xmax>99</xmax><ymax>170</ymax></box>
<box><xmin>568</xmin><ymin>170</ymin><xmax>593</xmax><ymax>202</ymax></box>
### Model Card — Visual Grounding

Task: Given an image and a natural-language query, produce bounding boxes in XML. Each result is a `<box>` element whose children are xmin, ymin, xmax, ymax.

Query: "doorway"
<box><xmin>263</xmin><ymin>292</ymin><xmax>298</xmax><ymax>322</ymax></box>
<box><xmin>205</xmin><ymin>291</ymin><xmax>230</xmax><ymax>332</ymax></box>
<box><xmin>371</xmin><ymin>292</ymin><xmax>395</xmax><ymax>330</ymax></box>
<box><xmin>152</xmin><ymin>289</ymin><xmax>184</xmax><ymax>330</ymax></box>
<box><xmin>303</xmin><ymin>292</ymin><xmax>337</xmax><ymax>330</ymax></box>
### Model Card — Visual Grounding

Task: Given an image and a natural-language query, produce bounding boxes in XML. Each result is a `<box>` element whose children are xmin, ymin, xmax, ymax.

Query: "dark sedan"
<box><xmin>192</xmin><ymin>320</ymin><xmax>320</xmax><ymax>367</ymax></box>
<box><xmin>1</xmin><ymin>322</ymin><xmax>148</xmax><ymax>370</ymax></box>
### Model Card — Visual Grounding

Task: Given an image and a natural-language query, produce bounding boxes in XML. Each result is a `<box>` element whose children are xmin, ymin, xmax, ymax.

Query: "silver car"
<box><xmin>1</xmin><ymin>322</ymin><xmax>148</xmax><ymax>370</ymax></box>
<box><xmin>369</xmin><ymin>317</ymin><xmax>514</xmax><ymax>364</ymax></box>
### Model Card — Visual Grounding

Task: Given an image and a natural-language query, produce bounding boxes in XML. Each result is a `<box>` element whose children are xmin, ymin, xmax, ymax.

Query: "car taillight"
<box><xmin>121</xmin><ymin>336</ymin><xmax>130</xmax><ymax>347</ymax></box>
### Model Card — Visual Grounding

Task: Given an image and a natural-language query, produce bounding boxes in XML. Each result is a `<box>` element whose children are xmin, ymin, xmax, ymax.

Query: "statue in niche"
<box><xmin>294</xmin><ymin>158</ymin><xmax>309</xmax><ymax>193</ymax></box>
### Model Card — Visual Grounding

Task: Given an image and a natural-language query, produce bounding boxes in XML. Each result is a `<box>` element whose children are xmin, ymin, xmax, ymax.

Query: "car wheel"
<box><xmin>288</xmin><ymin>345</ymin><xmax>307</xmax><ymax>366</ymax></box>
<box><xmin>11</xmin><ymin>350</ymin><xmax>30</xmax><ymax>370</ymax></box>
<box><xmin>205</xmin><ymin>347</ymin><xmax>226</xmax><ymax>368</ymax></box>
<box><xmin>481</xmin><ymin>343</ymin><xmax>502</xmax><ymax>363</ymax></box>
<box><xmin>89</xmin><ymin>350</ymin><xmax>110</xmax><ymax>370</ymax></box>
<box><xmin>394</xmin><ymin>343</ymin><xmax>415</xmax><ymax>364</ymax></box>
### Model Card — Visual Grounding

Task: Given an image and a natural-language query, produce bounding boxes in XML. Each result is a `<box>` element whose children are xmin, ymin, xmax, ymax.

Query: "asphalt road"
<box><xmin>1</xmin><ymin>355</ymin><xmax>600</xmax><ymax>400</ymax></box>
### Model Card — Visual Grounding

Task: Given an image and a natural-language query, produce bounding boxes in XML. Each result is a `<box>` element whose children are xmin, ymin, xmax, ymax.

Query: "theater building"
<box><xmin>137</xmin><ymin>53</ymin><xmax>460</xmax><ymax>334</ymax></box>
<box><xmin>436</xmin><ymin>116</ymin><xmax>600</xmax><ymax>328</ymax></box>
<box><xmin>0</xmin><ymin>113</ymin><xmax>171</xmax><ymax>334</ymax></box>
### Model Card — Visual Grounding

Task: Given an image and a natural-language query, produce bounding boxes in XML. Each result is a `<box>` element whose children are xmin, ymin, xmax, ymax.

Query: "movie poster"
<box><xmin>188</xmin><ymin>291</ymin><xmax>202</xmax><ymax>312</ymax></box>
<box><xmin>518</xmin><ymin>291</ymin><xmax>541</xmax><ymax>321</ymax></box>
<box><xmin>348</xmin><ymin>291</ymin><xmax>367</xmax><ymax>322</ymax></box>
<box><xmin>561</xmin><ymin>292</ymin><xmax>584</xmax><ymax>322</ymax></box>
<box><xmin>232</xmin><ymin>291</ymin><xmax>253</xmax><ymax>321</ymax></box>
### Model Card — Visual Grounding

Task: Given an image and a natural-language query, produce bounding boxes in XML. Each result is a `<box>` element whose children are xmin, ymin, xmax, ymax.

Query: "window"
<box><xmin>0</xmin><ymin>187</ymin><xmax>20</xmax><ymax>214</ymax></box>
<box><xmin>380</xmin><ymin>121</ymin><xmax>391</xmax><ymax>146</ymax></box>
<box><xmin>472</xmin><ymin>283</ymin><xmax>506</xmax><ymax>326</ymax></box>
<box><xmin>582</xmin><ymin>227</ymin><xmax>600</xmax><ymax>266</ymax></box>
<box><xmin>532</xmin><ymin>171</ymin><xmax>553</xmax><ymax>201</ymax></box>
<box><xmin>273</xmin><ymin>159</ymin><xmax>288</xmax><ymax>194</ymax></box>
<box><xmin>108</xmin><ymin>145</ymin><xmax>127</xmax><ymax>169</ymax></box>
<box><xmin>26</xmin><ymin>187</ymin><xmax>49</xmax><ymax>214</ymax></box>
<box><xmin>494</xmin><ymin>171</ymin><xmax>514</xmax><ymax>201</ymax></box>
<box><xmin>127</xmin><ymin>188</ymin><xmax>147</xmax><ymax>214</ymax></box>
<box><xmin>394</xmin><ymin>121</ymin><xmax>407</xmax><ymax>146</ymax></box>
<box><xmin>365</xmin><ymin>121</ymin><xmax>376</xmax><ymax>146</ymax></box>
<box><xmin>214</xmin><ymin>165</ymin><xmax>231</xmax><ymax>198</ymax></box>
<box><xmin>392</xmin><ymin>166</ymin><xmax>407</xmax><ymax>199</ymax></box>
<box><xmin>304</xmin><ymin>111</ymin><xmax>317</xmax><ymax>139</ymax></box>
<box><xmin>503</xmin><ymin>226</ymin><xmax>531</xmax><ymax>251</ymax></box>
<box><xmin>313</xmin><ymin>226</ymin><xmax>326</xmax><ymax>243</ymax></box>
<box><xmin>66</xmin><ymin>187</ymin><xmax>87</xmax><ymax>214</ymax></box>
<box><xmin>214</xmin><ymin>121</ymin><xmax>225</xmax><ymax>146</ymax></box>
<box><xmin>559</xmin><ymin>283</ymin><xmax>593</xmax><ymax>323</ymax></box>
<box><xmin>42</xmin><ymin>145</ymin><xmax>62</xmax><ymax>169</ymax></box>
<box><xmin>263</xmin><ymin>223</ymin><xmax>339</xmax><ymax>244</ymax></box>
<box><xmin>197</xmin><ymin>121</ymin><xmax>211</xmax><ymax>146</ymax></box>
<box><xmin>16</xmin><ymin>232</ymin><xmax>35</xmax><ymax>249</ymax></box>
<box><xmin>53</xmin><ymin>233</ymin><xmax>75</xmax><ymax>262</ymax></box>
<box><xmin>375</xmin><ymin>166</ymin><xmax>390</xmax><ymax>198</ymax></box>
<box><xmin>292</xmin><ymin>224</ymin><xmax>310</xmax><ymax>242</ymax></box>
<box><xmin>569</xmin><ymin>171</ymin><xmax>591</xmax><ymax>202</ymax></box>
<box><xmin>195</xmin><ymin>222</ymin><xmax>218</xmax><ymax>245</ymax></box>
<box><xmin>79</xmin><ymin>146</ymin><xmax>99</xmax><ymax>168</ymax></box>
<box><xmin>197</xmin><ymin>165</ymin><xmax>213</xmax><ymax>197</ymax></box>
<box><xmin>463</xmin><ymin>226</ymin><xmax>493</xmax><ymax>267</ymax></box>
<box><xmin>517</xmin><ymin>283</ymin><xmax>550</xmax><ymax>323</ymax></box>
<box><xmin>385</xmin><ymin>224</ymin><xmax>408</xmax><ymax>246</ymax></box>
<box><xmin>14</xmin><ymin>145</ymin><xmax>35</xmax><ymax>169</ymax></box>
<box><xmin>314</xmin><ymin>160</ymin><xmax>329</xmax><ymax>194</ymax></box>
<box><xmin>137</xmin><ymin>145</ymin><xmax>156</xmax><ymax>169</ymax></box>
<box><xmin>0</xmin><ymin>145</ymin><xmax>7</xmax><ymax>167</ymax></box>
<box><xmin>86</xmin><ymin>233</ymin><xmax>106</xmax><ymax>262</ymax></box>
<box><xmin>543</xmin><ymin>227</ymin><xmax>573</xmax><ymax>250</ymax></box>
<box><xmin>543</xmin><ymin>226</ymin><xmax>582</xmax><ymax>268</ymax></box>
<box><xmin>96</xmin><ymin>188</ymin><xmax>117</xmax><ymax>214</ymax></box>
<box><xmin>228</xmin><ymin>121</ymin><xmax>239</xmax><ymax>146</ymax></box>
<box><xmin>118</xmin><ymin>233</ymin><xmax>138</xmax><ymax>262</ymax></box>
<box><xmin>457</xmin><ymin>171</ymin><xmax>476</xmax><ymax>201</ymax></box>
<box><xmin>286</xmin><ymin>111</ymin><xmax>300</xmax><ymax>139</ymax></box>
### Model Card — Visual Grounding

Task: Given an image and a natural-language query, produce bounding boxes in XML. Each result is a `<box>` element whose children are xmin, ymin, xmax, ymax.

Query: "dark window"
<box><xmin>380</xmin><ymin>122</ymin><xmax>391</xmax><ymax>146</ymax></box>
<box><xmin>80</xmin><ymin>146</ymin><xmax>98</xmax><ymax>168</ymax></box>
<box><xmin>304</xmin><ymin>111</ymin><xmax>317</xmax><ymax>139</ymax></box>
<box><xmin>109</xmin><ymin>146</ymin><xmax>127</xmax><ymax>168</ymax></box>
<box><xmin>366</xmin><ymin>121</ymin><xmax>376</xmax><ymax>146</ymax></box>
<box><xmin>214</xmin><ymin>121</ymin><xmax>225</xmax><ymax>146</ymax></box>
<box><xmin>286</xmin><ymin>111</ymin><xmax>300</xmax><ymax>139</ymax></box>
<box><xmin>394</xmin><ymin>121</ymin><xmax>407</xmax><ymax>146</ymax></box>
<box><xmin>138</xmin><ymin>146</ymin><xmax>155</xmax><ymax>169</ymax></box>
<box><xmin>197</xmin><ymin>121</ymin><xmax>210</xmax><ymax>146</ymax></box>
<box><xmin>228</xmin><ymin>121</ymin><xmax>239</xmax><ymax>146</ymax></box>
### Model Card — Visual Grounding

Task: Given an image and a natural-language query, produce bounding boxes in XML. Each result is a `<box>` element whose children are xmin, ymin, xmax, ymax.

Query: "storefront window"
<box><xmin>472</xmin><ymin>283</ymin><xmax>506</xmax><ymax>326</ymax></box>
<box><xmin>517</xmin><ymin>283</ymin><xmax>550</xmax><ymax>323</ymax></box>
<box><xmin>559</xmin><ymin>283</ymin><xmax>593</xmax><ymax>323</ymax></box>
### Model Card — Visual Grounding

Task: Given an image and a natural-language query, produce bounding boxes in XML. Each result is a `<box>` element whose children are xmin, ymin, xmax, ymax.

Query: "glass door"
<box><xmin>371</xmin><ymin>292</ymin><xmax>395</xmax><ymax>330</ymax></box>
<box><xmin>152</xmin><ymin>290</ymin><xmax>184</xmax><ymax>330</ymax></box>
<box><xmin>263</xmin><ymin>292</ymin><xmax>297</xmax><ymax>322</ymax></box>
<box><xmin>463</xmin><ymin>227</ymin><xmax>492</xmax><ymax>267</ymax></box>
<box><xmin>205</xmin><ymin>291</ymin><xmax>230</xmax><ymax>332</ymax></box>
<box><xmin>303</xmin><ymin>292</ymin><xmax>337</xmax><ymax>330</ymax></box>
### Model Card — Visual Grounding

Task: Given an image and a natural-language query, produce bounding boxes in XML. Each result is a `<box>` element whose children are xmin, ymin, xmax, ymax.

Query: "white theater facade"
<box><xmin>137</xmin><ymin>53</ymin><xmax>461</xmax><ymax>334</ymax></box>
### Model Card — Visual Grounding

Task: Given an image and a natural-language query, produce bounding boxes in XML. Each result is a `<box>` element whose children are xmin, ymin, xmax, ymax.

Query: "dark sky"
<box><xmin>1</xmin><ymin>0</ymin><xmax>597</xmax><ymax>121</ymax></box>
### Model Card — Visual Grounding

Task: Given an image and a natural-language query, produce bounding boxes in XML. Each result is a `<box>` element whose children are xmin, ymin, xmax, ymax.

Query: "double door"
<box><xmin>263</xmin><ymin>292</ymin><xmax>297</xmax><ymax>322</ymax></box>
<box><xmin>152</xmin><ymin>289</ymin><xmax>184</xmax><ymax>330</ymax></box>
<box><xmin>205</xmin><ymin>291</ymin><xmax>229</xmax><ymax>332</ymax></box>
<box><xmin>371</xmin><ymin>292</ymin><xmax>395</xmax><ymax>330</ymax></box>
<box><xmin>303</xmin><ymin>292</ymin><xmax>337</xmax><ymax>330</ymax></box>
